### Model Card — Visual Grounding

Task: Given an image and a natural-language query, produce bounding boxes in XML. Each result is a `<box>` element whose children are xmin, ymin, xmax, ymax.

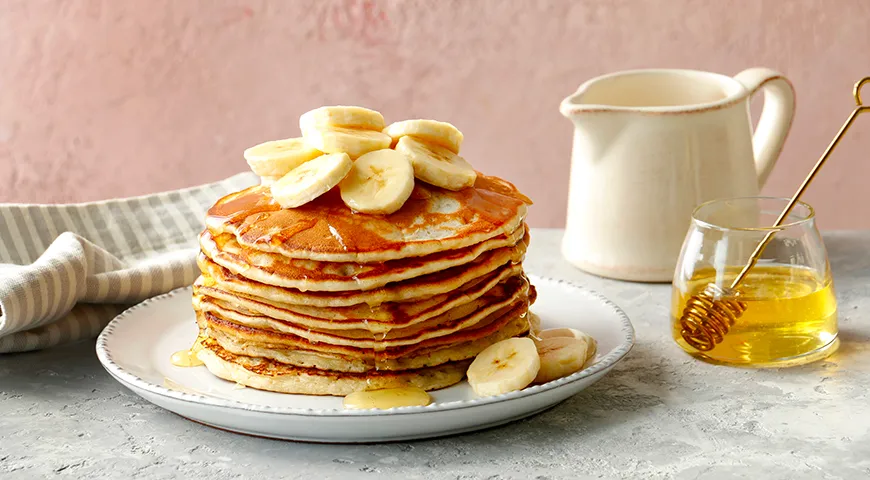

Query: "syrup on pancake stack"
<box><xmin>190</xmin><ymin>106</ymin><xmax>537</xmax><ymax>396</ymax></box>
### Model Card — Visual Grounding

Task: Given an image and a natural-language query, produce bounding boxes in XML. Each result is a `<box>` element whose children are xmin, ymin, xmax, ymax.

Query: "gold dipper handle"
<box><xmin>728</xmin><ymin>77</ymin><xmax>870</xmax><ymax>291</ymax></box>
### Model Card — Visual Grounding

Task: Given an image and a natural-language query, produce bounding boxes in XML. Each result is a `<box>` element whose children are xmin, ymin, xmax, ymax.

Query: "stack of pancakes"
<box><xmin>191</xmin><ymin>174</ymin><xmax>536</xmax><ymax>396</ymax></box>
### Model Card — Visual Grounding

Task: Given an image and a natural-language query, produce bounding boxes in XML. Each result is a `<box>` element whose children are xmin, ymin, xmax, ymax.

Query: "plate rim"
<box><xmin>95</xmin><ymin>275</ymin><xmax>635</xmax><ymax>418</ymax></box>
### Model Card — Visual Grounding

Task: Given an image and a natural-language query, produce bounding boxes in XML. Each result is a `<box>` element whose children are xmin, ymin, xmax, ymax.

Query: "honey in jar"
<box><xmin>672</xmin><ymin>264</ymin><xmax>838</xmax><ymax>367</ymax></box>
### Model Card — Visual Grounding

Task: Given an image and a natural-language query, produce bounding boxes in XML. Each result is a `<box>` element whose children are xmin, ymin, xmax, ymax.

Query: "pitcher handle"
<box><xmin>733</xmin><ymin>68</ymin><xmax>796</xmax><ymax>188</ymax></box>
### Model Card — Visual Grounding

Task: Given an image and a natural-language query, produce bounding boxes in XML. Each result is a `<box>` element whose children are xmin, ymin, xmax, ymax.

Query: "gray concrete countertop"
<box><xmin>2</xmin><ymin>228</ymin><xmax>869</xmax><ymax>480</ymax></box>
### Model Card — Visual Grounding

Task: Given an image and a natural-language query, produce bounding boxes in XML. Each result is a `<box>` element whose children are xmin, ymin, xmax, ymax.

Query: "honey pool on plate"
<box><xmin>672</xmin><ymin>265</ymin><xmax>838</xmax><ymax>367</ymax></box>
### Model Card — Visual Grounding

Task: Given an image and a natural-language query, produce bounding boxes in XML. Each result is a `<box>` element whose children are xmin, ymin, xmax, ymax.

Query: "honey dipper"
<box><xmin>679</xmin><ymin>76</ymin><xmax>870</xmax><ymax>352</ymax></box>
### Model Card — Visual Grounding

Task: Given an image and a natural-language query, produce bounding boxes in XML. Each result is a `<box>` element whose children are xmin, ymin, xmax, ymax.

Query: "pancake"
<box><xmin>196</xmin><ymin>336</ymin><xmax>470</xmax><ymax>395</ymax></box>
<box><xmin>206</xmin><ymin>309</ymin><xmax>538</xmax><ymax>373</ymax></box>
<box><xmin>205</xmin><ymin>174</ymin><xmax>531</xmax><ymax>262</ymax></box>
<box><xmin>193</xmin><ymin>262</ymin><xmax>521</xmax><ymax>324</ymax></box>
<box><xmin>201</xmin><ymin>300</ymin><xmax>530</xmax><ymax>360</ymax></box>
<box><xmin>198</xmin><ymin>223</ymin><xmax>527</xmax><ymax>291</ymax></box>
<box><xmin>197</xmin><ymin>240</ymin><xmax>526</xmax><ymax>306</ymax></box>
<box><xmin>193</xmin><ymin>275</ymin><xmax>529</xmax><ymax>346</ymax></box>
<box><xmin>197</xmin><ymin>287</ymin><xmax>494</xmax><ymax>334</ymax></box>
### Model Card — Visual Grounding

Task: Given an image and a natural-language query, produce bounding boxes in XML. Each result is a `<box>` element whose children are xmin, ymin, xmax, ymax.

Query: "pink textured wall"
<box><xmin>1</xmin><ymin>0</ymin><xmax>869</xmax><ymax>229</ymax></box>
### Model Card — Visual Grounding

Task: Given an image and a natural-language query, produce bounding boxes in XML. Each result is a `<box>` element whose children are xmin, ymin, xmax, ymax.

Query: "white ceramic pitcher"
<box><xmin>559</xmin><ymin>68</ymin><xmax>795</xmax><ymax>282</ymax></box>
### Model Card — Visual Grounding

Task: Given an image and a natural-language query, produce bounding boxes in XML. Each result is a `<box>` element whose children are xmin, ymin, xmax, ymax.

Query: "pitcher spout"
<box><xmin>559</xmin><ymin>73</ymin><xmax>646</xmax><ymax>120</ymax></box>
<box><xmin>559</xmin><ymin>83</ymin><xmax>613</xmax><ymax>120</ymax></box>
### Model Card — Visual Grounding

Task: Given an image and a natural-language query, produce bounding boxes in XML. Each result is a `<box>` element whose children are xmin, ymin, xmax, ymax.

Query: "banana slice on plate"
<box><xmin>244</xmin><ymin>138</ymin><xmax>323</xmax><ymax>177</ymax></box>
<box><xmin>302</xmin><ymin>127</ymin><xmax>392</xmax><ymax>159</ymax></box>
<box><xmin>394</xmin><ymin>136</ymin><xmax>476</xmax><ymax>191</ymax></box>
<box><xmin>270</xmin><ymin>152</ymin><xmax>352</xmax><ymax>209</ymax></box>
<box><xmin>533</xmin><ymin>336</ymin><xmax>589</xmax><ymax>385</ymax></box>
<box><xmin>383</xmin><ymin>119</ymin><xmax>463</xmax><ymax>153</ymax></box>
<box><xmin>300</xmin><ymin>106</ymin><xmax>385</xmax><ymax>131</ymax></box>
<box><xmin>466</xmin><ymin>337</ymin><xmax>540</xmax><ymax>397</ymax></box>
<box><xmin>535</xmin><ymin>327</ymin><xmax>597</xmax><ymax>363</ymax></box>
<box><xmin>339</xmin><ymin>149</ymin><xmax>414</xmax><ymax>215</ymax></box>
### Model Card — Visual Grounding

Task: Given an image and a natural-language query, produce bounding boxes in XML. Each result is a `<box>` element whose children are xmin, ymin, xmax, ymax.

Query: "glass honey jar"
<box><xmin>671</xmin><ymin>197</ymin><xmax>838</xmax><ymax>367</ymax></box>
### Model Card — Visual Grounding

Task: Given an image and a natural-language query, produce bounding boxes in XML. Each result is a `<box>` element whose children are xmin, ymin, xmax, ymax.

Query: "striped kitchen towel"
<box><xmin>0</xmin><ymin>172</ymin><xmax>259</xmax><ymax>353</ymax></box>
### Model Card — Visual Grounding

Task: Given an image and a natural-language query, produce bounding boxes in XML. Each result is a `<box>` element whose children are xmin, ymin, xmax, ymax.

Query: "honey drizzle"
<box><xmin>343</xmin><ymin>386</ymin><xmax>431</xmax><ymax>410</ymax></box>
<box><xmin>170</xmin><ymin>336</ymin><xmax>205</xmax><ymax>367</ymax></box>
<box><xmin>170</xmin><ymin>349</ymin><xmax>203</xmax><ymax>367</ymax></box>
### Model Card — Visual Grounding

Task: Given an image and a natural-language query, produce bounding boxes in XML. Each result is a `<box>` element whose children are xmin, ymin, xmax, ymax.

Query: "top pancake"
<box><xmin>205</xmin><ymin>173</ymin><xmax>532</xmax><ymax>262</ymax></box>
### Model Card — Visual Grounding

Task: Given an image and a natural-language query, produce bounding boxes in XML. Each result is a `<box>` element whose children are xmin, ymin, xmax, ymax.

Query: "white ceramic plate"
<box><xmin>96</xmin><ymin>275</ymin><xmax>634</xmax><ymax>443</ymax></box>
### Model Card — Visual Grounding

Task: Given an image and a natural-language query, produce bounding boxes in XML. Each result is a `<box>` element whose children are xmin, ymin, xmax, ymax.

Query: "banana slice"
<box><xmin>466</xmin><ymin>337</ymin><xmax>540</xmax><ymax>397</ymax></box>
<box><xmin>584</xmin><ymin>334</ymin><xmax>597</xmax><ymax>364</ymax></box>
<box><xmin>270</xmin><ymin>152</ymin><xmax>352</xmax><ymax>208</ymax></box>
<box><xmin>302</xmin><ymin>127</ymin><xmax>392</xmax><ymax>159</ymax></box>
<box><xmin>535</xmin><ymin>328</ymin><xmax>597</xmax><ymax>363</ymax></box>
<box><xmin>533</xmin><ymin>337</ymin><xmax>588</xmax><ymax>385</ymax></box>
<box><xmin>394</xmin><ymin>136</ymin><xmax>476</xmax><ymax>191</ymax></box>
<box><xmin>339</xmin><ymin>149</ymin><xmax>414</xmax><ymax>214</ymax></box>
<box><xmin>300</xmin><ymin>106</ymin><xmax>385</xmax><ymax>132</ymax></box>
<box><xmin>244</xmin><ymin>138</ymin><xmax>323</xmax><ymax>177</ymax></box>
<box><xmin>383</xmin><ymin>119</ymin><xmax>463</xmax><ymax>153</ymax></box>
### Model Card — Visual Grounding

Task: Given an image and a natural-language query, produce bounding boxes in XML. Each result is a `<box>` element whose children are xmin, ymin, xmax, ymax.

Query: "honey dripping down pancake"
<box><xmin>183</xmin><ymin>105</ymin><xmax>561</xmax><ymax>402</ymax></box>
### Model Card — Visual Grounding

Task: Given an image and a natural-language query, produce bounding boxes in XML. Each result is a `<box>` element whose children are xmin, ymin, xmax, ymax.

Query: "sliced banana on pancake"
<box><xmin>535</xmin><ymin>327</ymin><xmax>597</xmax><ymax>363</ymax></box>
<box><xmin>300</xmin><ymin>105</ymin><xmax>385</xmax><ymax>131</ymax></box>
<box><xmin>466</xmin><ymin>337</ymin><xmax>539</xmax><ymax>397</ymax></box>
<box><xmin>302</xmin><ymin>126</ymin><xmax>392</xmax><ymax>159</ymax></box>
<box><xmin>383</xmin><ymin>119</ymin><xmax>463</xmax><ymax>153</ymax></box>
<box><xmin>395</xmin><ymin>136</ymin><xmax>476</xmax><ymax>191</ymax></box>
<box><xmin>244</xmin><ymin>138</ymin><xmax>324</xmax><ymax>177</ymax></box>
<box><xmin>339</xmin><ymin>149</ymin><xmax>415</xmax><ymax>215</ymax></box>
<box><xmin>532</xmin><ymin>336</ymin><xmax>588</xmax><ymax>384</ymax></box>
<box><xmin>270</xmin><ymin>152</ymin><xmax>352</xmax><ymax>208</ymax></box>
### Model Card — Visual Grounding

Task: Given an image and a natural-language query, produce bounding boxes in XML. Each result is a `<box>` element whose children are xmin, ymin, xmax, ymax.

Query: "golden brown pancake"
<box><xmin>193</xmin><ymin>275</ymin><xmax>528</xmax><ymax>347</ymax></box>
<box><xmin>201</xmin><ymin>300</ymin><xmax>530</xmax><ymax>360</ymax></box>
<box><xmin>206</xmin><ymin>310</ymin><xmax>538</xmax><ymax>373</ymax></box>
<box><xmin>204</xmin><ymin>174</ymin><xmax>531</xmax><ymax>262</ymax></box>
<box><xmin>196</xmin><ymin>241</ymin><xmax>526</xmax><ymax>307</ymax></box>
<box><xmin>198</xmin><ymin>224</ymin><xmax>526</xmax><ymax>292</ymax></box>
<box><xmin>193</xmin><ymin>273</ymin><xmax>527</xmax><ymax>332</ymax></box>
<box><xmin>193</xmin><ymin>263</ymin><xmax>521</xmax><ymax>323</ymax></box>
<box><xmin>196</xmin><ymin>336</ymin><xmax>471</xmax><ymax>396</ymax></box>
